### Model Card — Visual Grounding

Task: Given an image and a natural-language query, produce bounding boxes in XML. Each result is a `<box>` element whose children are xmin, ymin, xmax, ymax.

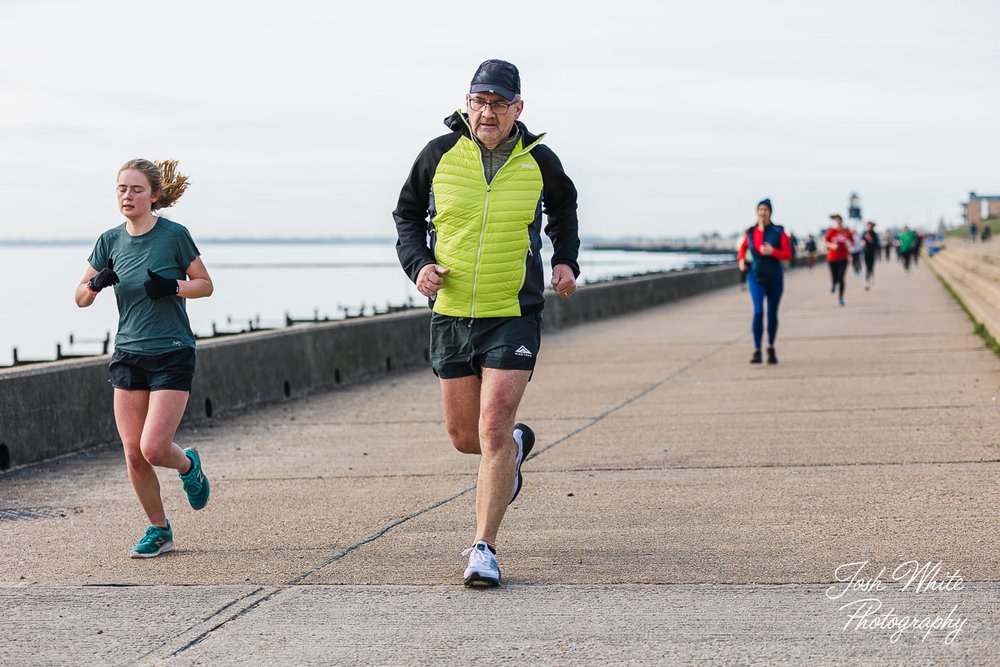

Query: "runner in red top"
<box><xmin>824</xmin><ymin>214</ymin><xmax>854</xmax><ymax>306</ymax></box>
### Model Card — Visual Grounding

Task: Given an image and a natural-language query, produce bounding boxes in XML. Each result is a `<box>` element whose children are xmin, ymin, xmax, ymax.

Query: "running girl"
<box><xmin>75</xmin><ymin>159</ymin><xmax>213</xmax><ymax>558</ymax></box>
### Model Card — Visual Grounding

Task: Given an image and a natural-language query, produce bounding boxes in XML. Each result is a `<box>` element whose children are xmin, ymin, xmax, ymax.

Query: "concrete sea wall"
<box><xmin>927</xmin><ymin>243</ymin><xmax>1000</xmax><ymax>341</ymax></box>
<box><xmin>0</xmin><ymin>264</ymin><xmax>737</xmax><ymax>470</ymax></box>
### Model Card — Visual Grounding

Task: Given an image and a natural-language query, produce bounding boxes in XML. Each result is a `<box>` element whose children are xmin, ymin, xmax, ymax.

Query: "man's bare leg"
<box><xmin>440</xmin><ymin>369</ymin><xmax>531</xmax><ymax>544</ymax></box>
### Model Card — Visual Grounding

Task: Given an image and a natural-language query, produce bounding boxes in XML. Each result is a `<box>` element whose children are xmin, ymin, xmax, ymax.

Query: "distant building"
<box><xmin>963</xmin><ymin>192</ymin><xmax>1000</xmax><ymax>226</ymax></box>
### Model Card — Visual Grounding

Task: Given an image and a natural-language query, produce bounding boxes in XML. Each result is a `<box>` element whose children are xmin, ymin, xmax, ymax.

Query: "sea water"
<box><xmin>0</xmin><ymin>242</ymin><xmax>732</xmax><ymax>366</ymax></box>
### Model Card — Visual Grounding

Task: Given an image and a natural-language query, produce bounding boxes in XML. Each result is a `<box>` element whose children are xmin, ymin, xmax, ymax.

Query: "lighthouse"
<box><xmin>848</xmin><ymin>192</ymin><xmax>862</xmax><ymax>222</ymax></box>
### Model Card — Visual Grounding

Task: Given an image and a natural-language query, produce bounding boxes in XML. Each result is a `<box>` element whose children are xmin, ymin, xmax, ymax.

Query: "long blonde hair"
<box><xmin>118</xmin><ymin>158</ymin><xmax>190</xmax><ymax>210</ymax></box>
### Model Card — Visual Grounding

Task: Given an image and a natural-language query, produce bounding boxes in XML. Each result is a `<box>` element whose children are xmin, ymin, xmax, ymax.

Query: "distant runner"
<box><xmin>898</xmin><ymin>226</ymin><xmax>917</xmax><ymax>272</ymax></box>
<box><xmin>824</xmin><ymin>214</ymin><xmax>855</xmax><ymax>306</ymax></box>
<box><xmin>804</xmin><ymin>234</ymin><xmax>818</xmax><ymax>269</ymax></box>
<box><xmin>861</xmin><ymin>221</ymin><xmax>880</xmax><ymax>290</ymax></box>
<box><xmin>737</xmin><ymin>198</ymin><xmax>791</xmax><ymax>364</ymax></box>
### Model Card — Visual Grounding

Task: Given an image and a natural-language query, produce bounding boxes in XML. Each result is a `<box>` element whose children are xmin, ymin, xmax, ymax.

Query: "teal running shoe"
<box><xmin>179</xmin><ymin>447</ymin><xmax>210</xmax><ymax>510</ymax></box>
<box><xmin>130</xmin><ymin>521</ymin><xmax>174</xmax><ymax>558</ymax></box>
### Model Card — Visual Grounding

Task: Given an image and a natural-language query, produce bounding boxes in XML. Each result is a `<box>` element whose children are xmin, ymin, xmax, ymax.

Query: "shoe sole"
<box><xmin>464</xmin><ymin>572</ymin><xmax>501</xmax><ymax>587</ymax></box>
<box><xmin>509</xmin><ymin>423</ymin><xmax>535</xmax><ymax>505</ymax></box>
<box><xmin>189</xmin><ymin>476</ymin><xmax>210</xmax><ymax>511</ymax></box>
<box><xmin>130</xmin><ymin>542</ymin><xmax>174</xmax><ymax>558</ymax></box>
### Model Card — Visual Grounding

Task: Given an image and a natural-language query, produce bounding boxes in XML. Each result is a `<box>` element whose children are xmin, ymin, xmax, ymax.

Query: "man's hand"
<box><xmin>551</xmin><ymin>263</ymin><xmax>576</xmax><ymax>298</ymax></box>
<box><xmin>417</xmin><ymin>263</ymin><xmax>449</xmax><ymax>297</ymax></box>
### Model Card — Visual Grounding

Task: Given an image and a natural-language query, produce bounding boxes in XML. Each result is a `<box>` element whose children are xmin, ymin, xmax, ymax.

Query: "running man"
<box><xmin>824</xmin><ymin>214</ymin><xmax>855</xmax><ymax>306</ymax></box>
<box><xmin>393</xmin><ymin>59</ymin><xmax>580</xmax><ymax>587</ymax></box>
<box><xmin>804</xmin><ymin>234</ymin><xmax>818</xmax><ymax>269</ymax></box>
<box><xmin>850</xmin><ymin>229</ymin><xmax>863</xmax><ymax>278</ymax></box>
<box><xmin>861</xmin><ymin>220</ymin><xmax>880</xmax><ymax>290</ymax></box>
<box><xmin>898</xmin><ymin>225</ymin><xmax>917</xmax><ymax>272</ymax></box>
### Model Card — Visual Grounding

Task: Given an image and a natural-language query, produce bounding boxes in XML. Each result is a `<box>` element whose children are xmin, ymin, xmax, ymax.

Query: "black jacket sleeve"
<box><xmin>393</xmin><ymin>134</ymin><xmax>458</xmax><ymax>283</ymax></box>
<box><xmin>533</xmin><ymin>145</ymin><xmax>581</xmax><ymax>278</ymax></box>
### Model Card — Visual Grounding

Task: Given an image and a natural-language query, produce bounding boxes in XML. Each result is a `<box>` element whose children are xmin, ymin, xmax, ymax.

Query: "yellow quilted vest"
<box><xmin>431</xmin><ymin>125</ymin><xmax>544</xmax><ymax>318</ymax></box>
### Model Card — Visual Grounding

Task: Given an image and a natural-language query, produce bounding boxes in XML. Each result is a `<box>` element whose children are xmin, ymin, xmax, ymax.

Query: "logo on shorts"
<box><xmin>514</xmin><ymin>345</ymin><xmax>533</xmax><ymax>357</ymax></box>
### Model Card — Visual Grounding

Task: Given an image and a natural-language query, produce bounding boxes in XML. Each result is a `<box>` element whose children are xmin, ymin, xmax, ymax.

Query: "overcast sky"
<box><xmin>1</xmin><ymin>0</ymin><xmax>997</xmax><ymax>241</ymax></box>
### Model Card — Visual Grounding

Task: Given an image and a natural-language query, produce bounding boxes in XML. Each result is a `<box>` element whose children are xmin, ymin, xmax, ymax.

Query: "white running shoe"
<box><xmin>462</xmin><ymin>541</ymin><xmax>501</xmax><ymax>587</ymax></box>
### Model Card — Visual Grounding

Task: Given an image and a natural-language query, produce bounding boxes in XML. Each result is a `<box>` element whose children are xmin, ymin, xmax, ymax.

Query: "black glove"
<box><xmin>88</xmin><ymin>259</ymin><xmax>120</xmax><ymax>293</ymax></box>
<box><xmin>144</xmin><ymin>268</ymin><xmax>179</xmax><ymax>300</ymax></box>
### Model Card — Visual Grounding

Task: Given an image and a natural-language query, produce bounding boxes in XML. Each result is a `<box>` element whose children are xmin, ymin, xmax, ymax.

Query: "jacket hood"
<box><xmin>443</xmin><ymin>110</ymin><xmax>542</xmax><ymax>147</ymax></box>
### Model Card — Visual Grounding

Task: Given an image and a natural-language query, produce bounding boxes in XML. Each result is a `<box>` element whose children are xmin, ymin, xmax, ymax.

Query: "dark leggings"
<box><xmin>748</xmin><ymin>271</ymin><xmax>784</xmax><ymax>349</ymax></box>
<box><xmin>864</xmin><ymin>251</ymin><xmax>877</xmax><ymax>282</ymax></box>
<box><xmin>829</xmin><ymin>259</ymin><xmax>848</xmax><ymax>298</ymax></box>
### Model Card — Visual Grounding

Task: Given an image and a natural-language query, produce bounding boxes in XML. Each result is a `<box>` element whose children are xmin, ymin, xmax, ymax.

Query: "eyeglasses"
<box><xmin>468</xmin><ymin>96</ymin><xmax>517</xmax><ymax>114</ymax></box>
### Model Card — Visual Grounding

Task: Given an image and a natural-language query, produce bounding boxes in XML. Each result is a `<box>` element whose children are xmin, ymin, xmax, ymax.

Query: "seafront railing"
<box><xmin>0</xmin><ymin>265</ymin><xmax>738</xmax><ymax>471</ymax></box>
<box><xmin>4</xmin><ymin>300</ymin><xmax>422</xmax><ymax>369</ymax></box>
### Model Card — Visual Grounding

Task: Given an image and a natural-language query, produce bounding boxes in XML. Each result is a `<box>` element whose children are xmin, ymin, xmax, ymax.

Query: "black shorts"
<box><xmin>109</xmin><ymin>348</ymin><xmax>196</xmax><ymax>392</ymax></box>
<box><xmin>430</xmin><ymin>312</ymin><xmax>542</xmax><ymax>379</ymax></box>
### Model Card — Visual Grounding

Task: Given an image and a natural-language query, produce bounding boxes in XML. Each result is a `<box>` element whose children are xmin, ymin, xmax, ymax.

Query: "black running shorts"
<box><xmin>430</xmin><ymin>312</ymin><xmax>542</xmax><ymax>379</ymax></box>
<box><xmin>109</xmin><ymin>347</ymin><xmax>196</xmax><ymax>392</ymax></box>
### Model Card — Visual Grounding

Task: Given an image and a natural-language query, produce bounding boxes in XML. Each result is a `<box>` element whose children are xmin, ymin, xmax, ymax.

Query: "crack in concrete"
<box><xmin>135</xmin><ymin>586</ymin><xmax>270</xmax><ymax>664</ymax></box>
<box><xmin>158</xmin><ymin>487</ymin><xmax>480</xmax><ymax>660</ymax></box>
<box><xmin>165</xmin><ymin>587</ymin><xmax>273</xmax><ymax>659</ymax></box>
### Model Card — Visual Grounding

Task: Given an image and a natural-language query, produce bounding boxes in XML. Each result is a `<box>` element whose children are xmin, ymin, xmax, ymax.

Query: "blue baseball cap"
<box><xmin>470</xmin><ymin>59</ymin><xmax>520</xmax><ymax>102</ymax></box>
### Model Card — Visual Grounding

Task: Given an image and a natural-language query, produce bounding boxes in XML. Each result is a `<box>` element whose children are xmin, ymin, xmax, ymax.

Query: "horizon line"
<box><xmin>0</xmin><ymin>234</ymin><xmax>690</xmax><ymax>246</ymax></box>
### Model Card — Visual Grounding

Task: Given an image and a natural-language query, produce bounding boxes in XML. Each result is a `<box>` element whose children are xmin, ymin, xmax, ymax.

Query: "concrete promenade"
<box><xmin>2</xmin><ymin>257</ymin><xmax>999</xmax><ymax>665</ymax></box>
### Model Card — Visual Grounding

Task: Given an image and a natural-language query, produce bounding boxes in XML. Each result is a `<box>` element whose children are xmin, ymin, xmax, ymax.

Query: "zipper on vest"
<box><xmin>471</xmin><ymin>143</ymin><xmax>517</xmax><ymax>317</ymax></box>
<box><xmin>471</xmin><ymin>185</ymin><xmax>491</xmax><ymax>317</ymax></box>
<box><xmin>466</xmin><ymin>127</ymin><xmax>541</xmax><ymax>317</ymax></box>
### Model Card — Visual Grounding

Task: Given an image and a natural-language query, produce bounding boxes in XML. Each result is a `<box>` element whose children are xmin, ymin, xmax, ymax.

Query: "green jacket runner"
<box><xmin>394</xmin><ymin>111</ymin><xmax>580</xmax><ymax>318</ymax></box>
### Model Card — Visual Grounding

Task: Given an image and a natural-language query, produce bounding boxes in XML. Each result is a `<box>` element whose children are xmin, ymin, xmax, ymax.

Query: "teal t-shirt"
<box><xmin>88</xmin><ymin>217</ymin><xmax>200</xmax><ymax>354</ymax></box>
